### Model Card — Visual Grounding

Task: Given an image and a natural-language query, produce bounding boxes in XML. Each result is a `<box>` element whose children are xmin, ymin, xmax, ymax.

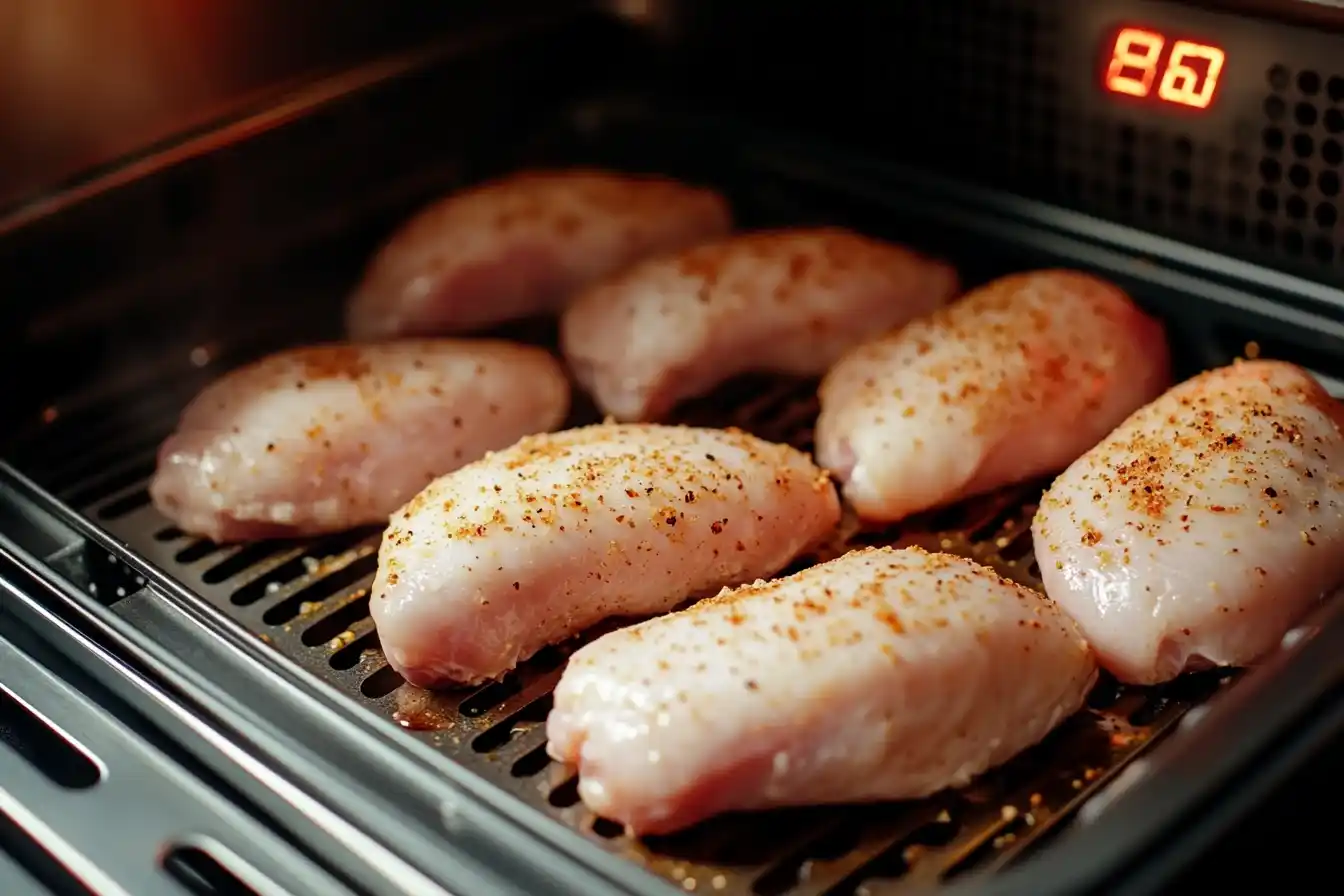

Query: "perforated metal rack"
<box><xmin>0</xmin><ymin>5</ymin><xmax>1342</xmax><ymax>896</ymax></box>
<box><xmin>5</xmin><ymin>361</ymin><xmax>1247</xmax><ymax>896</ymax></box>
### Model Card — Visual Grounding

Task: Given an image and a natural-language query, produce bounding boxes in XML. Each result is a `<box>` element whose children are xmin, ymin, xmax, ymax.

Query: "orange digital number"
<box><xmin>1106</xmin><ymin>28</ymin><xmax>1165</xmax><ymax>98</ymax></box>
<box><xmin>1157</xmin><ymin>41</ymin><xmax>1226</xmax><ymax>109</ymax></box>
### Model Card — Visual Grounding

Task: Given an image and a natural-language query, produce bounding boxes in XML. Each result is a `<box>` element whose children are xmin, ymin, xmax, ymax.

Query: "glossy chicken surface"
<box><xmin>150</xmin><ymin>341</ymin><xmax>569</xmax><ymax>542</ymax></box>
<box><xmin>371</xmin><ymin>424</ymin><xmax>841</xmax><ymax>687</ymax></box>
<box><xmin>560</xmin><ymin>228</ymin><xmax>959</xmax><ymax>421</ymax></box>
<box><xmin>345</xmin><ymin>169</ymin><xmax>732</xmax><ymax>339</ymax></box>
<box><xmin>1034</xmin><ymin>360</ymin><xmax>1344</xmax><ymax>684</ymax></box>
<box><xmin>816</xmin><ymin>270</ymin><xmax>1171</xmax><ymax>523</ymax></box>
<box><xmin>547</xmin><ymin>545</ymin><xmax>1097</xmax><ymax>835</ymax></box>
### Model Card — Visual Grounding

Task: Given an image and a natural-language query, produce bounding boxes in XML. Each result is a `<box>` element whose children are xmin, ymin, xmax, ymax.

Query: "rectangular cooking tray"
<box><xmin>0</xmin><ymin>12</ymin><xmax>1342</xmax><ymax>896</ymax></box>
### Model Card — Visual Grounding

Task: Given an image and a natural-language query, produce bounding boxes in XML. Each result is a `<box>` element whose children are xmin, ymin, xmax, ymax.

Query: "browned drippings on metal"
<box><xmin>19</xmin><ymin>359</ymin><xmax>1240</xmax><ymax>896</ymax></box>
<box><xmin>393</xmin><ymin>686</ymin><xmax>464</xmax><ymax>731</ymax></box>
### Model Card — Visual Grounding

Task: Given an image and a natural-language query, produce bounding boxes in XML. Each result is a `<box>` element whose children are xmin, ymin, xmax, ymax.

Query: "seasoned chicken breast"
<box><xmin>150</xmin><ymin>341</ymin><xmax>569</xmax><ymax>542</ymax></box>
<box><xmin>370</xmin><ymin>424</ymin><xmax>840</xmax><ymax>687</ymax></box>
<box><xmin>547</xmin><ymin>545</ymin><xmax>1097</xmax><ymax>835</ymax></box>
<box><xmin>816</xmin><ymin>270</ymin><xmax>1170</xmax><ymax>523</ymax></box>
<box><xmin>345</xmin><ymin>169</ymin><xmax>732</xmax><ymax>339</ymax></box>
<box><xmin>560</xmin><ymin>228</ymin><xmax>959</xmax><ymax>421</ymax></box>
<box><xmin>1033</xmin><ymin>360</ymin><xmax>1344</xmax><ymax>685</ymax></box>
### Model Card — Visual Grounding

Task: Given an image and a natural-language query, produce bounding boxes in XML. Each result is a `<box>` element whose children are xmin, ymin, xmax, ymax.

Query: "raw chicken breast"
<box><xmin>346</xmin><ymin>169</ymin><xmax>732</xmax><ymax>339</ymax></box>
<box><xmin>547</xmin><ymin>545</ymin><xmax>1097</xmax><ymax>835</ymax></box>
<box><xmin>1033</xmin><ymin>359</ymin><xmax>1344</xmax><ymax>685</ymax></box>
<box><xmin>150</xmin><ymin>341</ymin><xmax>569</xmax><ymax>542</ymax></box>
<box><xmin>560</xmin><ymin>228</ymin><xmax>959</xmax><ymax>421</ymax></box>
<box><xmin>816</xmin><ymin>270</ymin><xmax>1170</xmax><ymax>523</ymax></box>
<box><xmin>371</xmin><ymin>424</ymin><xmax>840</xmax><ymax>687</ymax></box>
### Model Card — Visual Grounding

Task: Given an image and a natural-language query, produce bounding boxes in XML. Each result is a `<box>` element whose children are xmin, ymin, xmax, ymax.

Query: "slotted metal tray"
<box><xmin>6</xmin><ymin>345</ymin><xmax>1238</xmax><ymax>896</ymax></box>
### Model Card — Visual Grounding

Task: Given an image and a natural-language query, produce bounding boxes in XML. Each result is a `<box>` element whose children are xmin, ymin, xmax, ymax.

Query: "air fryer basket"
<box><xmin>0</xmin><ymin>6</ymin><xmax>1342</xmax><ymax>896</ymax></box>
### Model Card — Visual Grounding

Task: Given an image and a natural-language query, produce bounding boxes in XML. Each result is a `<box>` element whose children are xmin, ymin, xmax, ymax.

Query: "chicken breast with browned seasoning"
<box><xmin>815</xmin><ymin>270</ymin><xmax>1171</xmax><ymax>523</ymax></box>
<box><xmin>150</xmin><ymin>341</ymin><xmax>569</xmax><ymax>543</ymax></box>
<box><xmin>560</xmin><ymin>228</ymin><xmax>959</xmax><ymax>421</ymax></box>
<box><xmin>1034</xmin><ymin>360</ymin><xmax>1344</xmax><ymax>685</ymax></box>
<box><xmin>547</xmin><ymin>545</ymin><xmax>1097</xmax><ymax>835</ymax></box>
<box><xmin>345</xmin><ymin>169</ymin><xmax>732</xmax><ymax>339</ymax></box>
<box><xmin>370</xmin><ymin>424</ymin><xmax>841</xmax><ymax>687</ymax></box>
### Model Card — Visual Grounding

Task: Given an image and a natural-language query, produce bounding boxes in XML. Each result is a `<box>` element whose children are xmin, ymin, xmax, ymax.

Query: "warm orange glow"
<box><xmin>1104</xmin><ymin>27</ymin><xmax>1226</xmax><ymax>111</ymax></box>
<box><xmin>1158</xmin><ymin>41</ymin><xmax>1226</xmax><ymax>109</ymax></box>
<box><xmin>1105</xmin><ymin>28</ymin><xmax>1165</xmax><ymax>98</ymax></box>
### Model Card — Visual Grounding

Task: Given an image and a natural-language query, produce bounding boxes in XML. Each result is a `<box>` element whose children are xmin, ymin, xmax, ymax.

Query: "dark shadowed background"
<box><xmin>0</xmin><ymin>0</ymin><xmax>497</xmax><ymax>210</ymax></box>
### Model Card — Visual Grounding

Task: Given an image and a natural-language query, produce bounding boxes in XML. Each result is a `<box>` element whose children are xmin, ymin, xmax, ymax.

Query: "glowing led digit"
<box><xmin>1106</xmin><ymin>28</ymin><xmax>1165</xmax><ymax>98</ymax></box>
<box><xmin>1157</xmin><ymin>41</ymin><xmax>1226</xmax><ymax>109</ymax></box>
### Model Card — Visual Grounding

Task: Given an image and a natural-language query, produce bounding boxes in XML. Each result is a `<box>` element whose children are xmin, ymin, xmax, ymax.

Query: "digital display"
<box><xmin>1103</xmin><ymin>26</ymin><xmax>1226</xmax><ymax>110</ymax></box>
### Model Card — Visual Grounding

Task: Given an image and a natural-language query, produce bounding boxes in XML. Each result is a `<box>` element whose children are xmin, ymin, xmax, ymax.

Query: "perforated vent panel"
<box><xmin>701</xmin><ymin>0</ymin><xmax>1344</xmax><ymax>286</ymax></box>
<box><xmin>971</xmin><ymin>0</ymin><xmax>1344</xmax><ymax>281</ymax></box>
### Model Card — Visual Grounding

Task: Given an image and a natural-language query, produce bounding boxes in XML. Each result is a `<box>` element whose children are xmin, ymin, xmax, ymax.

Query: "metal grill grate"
<box><xmin>6</xmin><ymin>356</ymin><xmax>1236</xmax><ymax>896</ymax></box>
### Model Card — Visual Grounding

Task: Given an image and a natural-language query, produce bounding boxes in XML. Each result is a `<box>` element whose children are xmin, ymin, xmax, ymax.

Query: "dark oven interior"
<box><xmin>1</xmin><ymin>3</ymin><xmax>1343</xmax><ymax>896</ymax></box>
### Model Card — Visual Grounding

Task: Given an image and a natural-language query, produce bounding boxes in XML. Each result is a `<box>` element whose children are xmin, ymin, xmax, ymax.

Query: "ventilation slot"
<box><xmin>0</xmin><ymin>687</ymin><xmax>101</xmax><ymax>789</ymax></box>
<box><xmin>471</xmin><ymin>696</ymin><xmax>553</xmax><ymax>754</ymax></box>
<box><xmin>202</xmin><ymin>543</ymin><xmax>288</xmax><ymax>584</ymax></box>
<box><xmin>360</xmin><ymin>665</ymin><xmax>403</xmax><ymax>699</ymax></box>
<box><xmin>302</xmin><ymin>593</ymin><xmax>371</xmax><ymax>647</ymax></box>
<box><xmin>591</xmin><ymin>818</ymin><xmax>624</xmax><ymax>839</ymax></box>
<box><xmin>941</xmin><ymin>813</ymin><xmax>1030</xmax><ymax>881</ymax></box>
<box><xmin>0</xmin><ymin>810</ymin><xmax>97</xmax><ymax>896</ymax></box>
<box><xmin>230</xmin><ymin>531</ymin><xmax>374</xmax><ymax>606</ymax></box>
<box><xmin>753</xmin><ymin>824</ymin><xmax>864</xmax><ymax>896</ymax></box>
<box><xmin>96</xmin><ymin>489</ymin><xmax>151</xmax><ymax>521</ymax></box>
<box><xmin>805</xmin><ymin>816</ymin><xmax>960</xmax><ymax>895</ymax></box>
<box><xmin>261</xmin><ymin>554</ymin><xmax>376</xmax><ymax>626</ymax></box>
<box><xmin>510</xmin><ymin>744</ymin><xmax>552</xmax><ymax>778</ymax></box>
<box><xmin>162</xmin><ymin>845</ymin><xmax>259</xmax><ymax>896</ymax></box>
<box><xmin>548</xmin><ymin>777</ymin><xmax>581</xmax><ymax>808</ymax></box>
<box><xmin>459</xmin><ymin>677</ymin><xmax>523</xmax><ymax>719</ymax></box>
<box><xmin>62</xmin><ymin>459</ymin><xmax>157</xmax><ymax>508</ymax></box>
<box><xmin>176</xmin><ymin>541</ymin><xmax>225</xmax><ymax>565</ymax></box>
<box><xmin>329</xmin><ymin>630</ymin><xmax>379</xmax><ymax>670</ymax></box>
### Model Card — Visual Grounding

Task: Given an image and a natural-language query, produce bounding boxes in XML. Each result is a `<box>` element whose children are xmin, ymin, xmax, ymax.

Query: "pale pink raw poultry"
<box><xmin>370</xmin><ymin>423</ymin><xmax>840</xmax><ymax>688</ymax></box>
<box><xmin>150</xmin><ymin>341</ymin><xmax>569</xmax><ymax>542</ymax></box>
<box><xmin>345</xmin><ymin>169</ymin><xmax>732</xmax><ymax>339</ymax></box>
<box><xmin>1033</xmin><ymin>360</ymin><xmax>1344</xmax><ymax>685</ymax></box>
<box><xmin>547</xmin><ymin>545</ymin><xmax>1097</xmax><ymax>835</ymax></box>
<box><xmin>560</xmin><ymin>227</ymin><xmax>959</xmax><ymax>421</ymax></box>
<box><xmin>815</xmin><ymin>269</ymin><xmax>1171</xmax><ymax>523</ymax></box>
